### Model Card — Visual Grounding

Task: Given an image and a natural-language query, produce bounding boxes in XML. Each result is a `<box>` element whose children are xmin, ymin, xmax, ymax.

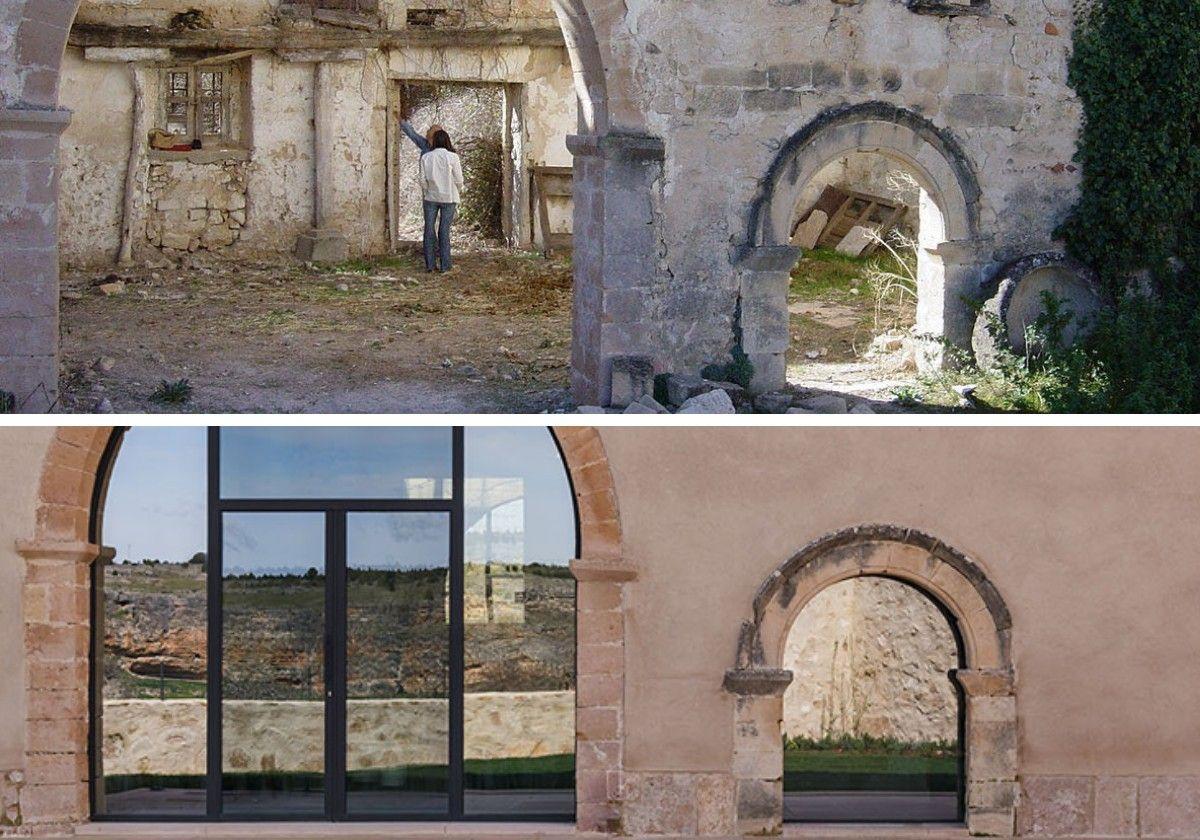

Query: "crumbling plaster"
<box><xmin>579</xmin><ymin>0</ymin><xmax>1082</xmax><ymax>396</ymax></box>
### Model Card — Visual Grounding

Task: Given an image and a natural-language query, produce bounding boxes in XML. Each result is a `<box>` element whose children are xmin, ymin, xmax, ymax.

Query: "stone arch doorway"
<box><xmin>723</xmin><ymin>525</ymin><xmax>1016</xmax><ymax>837</ymax></box>
<box><xmin>0</xmin><ymin>0</ymin><xmax>621</xmax><ymax>411</ymax></box>
<box><xmin>14</xmin><ymin>426</ymin><xmax>630</xmax><ymax>832</ymax></box>
<box><xmin>736</xmin><ymin>103</ymin><xmax>990</xmax><ymax>391</ymax></box>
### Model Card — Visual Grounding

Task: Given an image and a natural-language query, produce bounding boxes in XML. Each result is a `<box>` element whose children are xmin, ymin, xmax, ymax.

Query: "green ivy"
<box><xmin>1060</xmin><ymin>0</ymin><xmax>1200</xmax><ymax>286</ymax></box>
<box><xmin>1055</xmin><ymin>0</ymin><xmax>1200</xmax><ymax>412</ymax></box>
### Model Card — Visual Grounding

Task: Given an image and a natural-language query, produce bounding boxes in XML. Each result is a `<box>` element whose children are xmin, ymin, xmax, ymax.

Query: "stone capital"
<box><xmin>723</xmin><ymin>667</ymin><xmax>793</xmax><ymax>697</ymax></box>
<box><xmin>952</xmin><ymin>667</ymin><xmax>1015</xmax><ymax>697</ymax></box>
<box><xmin>732</xmin><ymin>244</ymin><xmax>802</xmax><ymax>272</ymax></box>
<box><xmin>933</xmin><ymin>237</ymin><xmax>993</xmax><ymax>265</ymax></box>
<box><xmin>0</xmin><ymin>106</ymin><xmax>73</xmax><ymax>136</ymax></box>
<box><xmin>567</xmin><ymin>131</ymin><xmax>665</xmax><ymax>162</ymax></box>
<box><xmin>571</xmin><ymin>557</ymin><xmax>638</xmax><ymax>583</ymax></box>
<box><xmin>15</xmin><ymin>540</ymin><xmax>105</xmax><ymax>564</ymax></box>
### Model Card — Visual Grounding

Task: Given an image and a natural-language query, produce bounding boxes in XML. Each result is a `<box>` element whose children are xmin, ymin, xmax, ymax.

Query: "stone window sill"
<box><xmin>149</xmin><ymin>148</ymin><xmax>252</xmax><ymax>164</ymax></box>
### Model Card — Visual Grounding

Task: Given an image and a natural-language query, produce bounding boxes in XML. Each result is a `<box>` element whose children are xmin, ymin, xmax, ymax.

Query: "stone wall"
<box><xmin>783</xmin><ymin>577</ymin><xmax>958</xmax><ymax>745</ymax></box>
<box><xmin>567</xmin><ymin>0</ymin><xmax>1085</xmax><ymax>400</ymax></box>
<box><xmin>102</xmin><ymin>691</ymin><xmax>574</xmax><ymax>776</ymax></box>
<box><xmin>56</xmin><ymin>43</ymin><xmax>576</xmax><ymax>266</ymax></box>
<box><xmin>145</xmin><ymin>153</ymin><xmax>248</xmax><ymax>254</ymax></box>
<box><xmin>0</xmin><ymin>772</ymin><xmax>23</xmax><ymax>828</ymax></box>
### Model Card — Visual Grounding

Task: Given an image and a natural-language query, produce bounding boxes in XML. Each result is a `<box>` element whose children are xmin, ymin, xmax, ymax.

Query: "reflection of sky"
<box><xmin>104</xmin><ymin>427</ymin><xmax>206</xmax><ymax>565</ymax></box>
<box><xmin>348</xmin><ymin>512</ymin><xmax>449</xmax><ymax>571</ymax></box>
<box><xmin>220</xmin><ymin>428</ymin><xmax>453</xmax><ymax>499</ymax></box>
<box><xmin>465</xmin><ymin>428</ymin><xmax>575</xmax><ymax>566</ymax></box>
<box><xmin>224</xmin><ymin>512</ymin><xmax>325</xmax><ymax>576</ymax></box>
<box><xmin>103</xmin><ymin>427</ymin><xmax>576</xmax><ymax>569</ymax></box>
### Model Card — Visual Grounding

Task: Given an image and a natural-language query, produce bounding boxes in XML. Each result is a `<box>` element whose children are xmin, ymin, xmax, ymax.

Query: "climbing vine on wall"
<box><xmin>1059</xmin><ymin>0</ymin><xmax>1200</xmax><ymax>286</ymax></box>
<box><xmin>1052</xmin><ymin>0</ymin><xmax>1200</xmax><ymax>411</ymax></box>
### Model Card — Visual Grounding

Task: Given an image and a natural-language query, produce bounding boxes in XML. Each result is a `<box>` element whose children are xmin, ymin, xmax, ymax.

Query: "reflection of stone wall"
<box><xmin>782</xmin><ymin>578</ymin><xmax>957</xmax><ymax>744</ymax></box>
<box><xmin>102</xmin><ymin>691</ymin><xmax>573</xmax><ymax>776</ymax></box>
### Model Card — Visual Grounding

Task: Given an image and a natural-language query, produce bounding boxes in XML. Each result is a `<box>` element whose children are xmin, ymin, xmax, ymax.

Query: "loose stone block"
<box><xmin>835</xmin><ymin>225</ymin><xmax>876</xmax><ymax>257</ymax></box>
<box><xmin>609</xmin><ymin>355</ymin><xmax>655</xmax><ymax>408</ymax></box>
<box><xmin>792</xmin><ymin>209</ymin><xmax>828</xmax><ymax>249</ymax></box>
<box><xmin>677</xmin><ymin>389</ymin><xmax>735</xmax><ymax>414</ymax></box>
<box><xmin>295</xmin><ymin>229</ymin><xmax>349</xmax><ymax>263</ymax></box>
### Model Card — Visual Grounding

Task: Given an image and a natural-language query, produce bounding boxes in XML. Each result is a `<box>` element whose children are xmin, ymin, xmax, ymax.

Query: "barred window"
<box><xmin>162</xmin><ymin>65</ymin><xmax>234</xmax><ymax>142</ymax></box>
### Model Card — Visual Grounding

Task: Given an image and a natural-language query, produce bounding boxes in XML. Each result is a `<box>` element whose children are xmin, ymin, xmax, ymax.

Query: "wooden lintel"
<box><xmin>68</xmin><ymin>23</ymin><xmax>567</xmax><ymax>52</ymax></box>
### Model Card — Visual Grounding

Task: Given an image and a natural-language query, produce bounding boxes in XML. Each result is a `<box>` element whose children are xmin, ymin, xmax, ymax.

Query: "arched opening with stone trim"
<box><xmin>737</xmin><ymin>104</ymin><xmax>989</xmax><ymax>395</ymax></box>
<box><xmin>0</xmin><ymin>0</ymin><xmax>629</xmax><ymax>413</ymax></box>
<box><xmin>724</xmin><ymin>526</ymin><xmax>1016</xmax><ymax>837</ymax></box>
<box><xmin>14</xmin><ymin>425</ymin><xmax>630</xmax><ymax>833</ymax></box>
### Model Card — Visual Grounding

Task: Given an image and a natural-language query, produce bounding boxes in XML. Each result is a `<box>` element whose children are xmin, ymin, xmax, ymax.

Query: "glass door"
<box><xmin>344</xmin><ymin>512</ymin><xmax>451</xmax><ymax>816</ymax></box>
<box><xmin>219</xmin><ymin>511</ymin><xmax>328</xmax><ymax>817</ymax></box>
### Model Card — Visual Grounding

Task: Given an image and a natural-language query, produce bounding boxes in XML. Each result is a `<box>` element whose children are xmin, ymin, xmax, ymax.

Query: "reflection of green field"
<box><xmin>784</xmin><ymin>749</ymin><xmax>958</xmax><ymax>792</ymax></box>
<box><xmin>106</xmin><ymin>753</ymin><xmax>575</xmax><ymax>795</ymax></box>
<box><xmin>113</xmin><ymin>672</ymin><xmax>206</xmax><ymax>700</ymax></box>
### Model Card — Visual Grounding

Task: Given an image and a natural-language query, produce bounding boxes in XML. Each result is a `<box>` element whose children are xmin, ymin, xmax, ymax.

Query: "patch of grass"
<box><xmin>150</xmin><ymin>378</ymin><xmax>193</xmax><ymax>405</ymax></box>
<box><xmin>783</xmin><ymin>735</ymin><xmax>959</xmax><ymax>793</ymax></box>
<box><xmin>791</xmin><ymin>247</ymin><xmax>910</xmax><ymax>300</ymax></box>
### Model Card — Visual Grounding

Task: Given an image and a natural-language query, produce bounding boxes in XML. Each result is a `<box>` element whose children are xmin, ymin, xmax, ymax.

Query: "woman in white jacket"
<box><xmin>420</xmin><ymin>130</ymin><xmax>465</xmax><ymax>273</ymax></box>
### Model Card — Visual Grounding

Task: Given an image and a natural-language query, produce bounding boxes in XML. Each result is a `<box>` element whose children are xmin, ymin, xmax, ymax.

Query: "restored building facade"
<box><xmin>1</xmin><ymin>425</ymin><xmax>1198</xmax><ymax>837</ymax></box>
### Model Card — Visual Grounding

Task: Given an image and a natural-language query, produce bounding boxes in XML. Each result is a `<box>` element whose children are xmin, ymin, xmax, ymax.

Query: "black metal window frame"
<box><xmin>91</xmin><ymin>425</ymin><xmax>578</xmax><ymax>823</ymax></box>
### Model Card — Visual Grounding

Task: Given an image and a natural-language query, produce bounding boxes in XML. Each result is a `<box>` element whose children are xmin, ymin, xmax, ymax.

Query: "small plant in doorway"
<box><xmin>150</xmin><ymin>378</ymin><xmax>194</xmax><ymax>405</ymax></box>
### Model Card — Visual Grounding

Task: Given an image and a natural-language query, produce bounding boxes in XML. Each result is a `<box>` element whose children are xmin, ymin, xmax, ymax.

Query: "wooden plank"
<box><xmin>817</xmin><ymin>195</ymin><xmax>856</xmax><ymax>249</ymax></box>
<box><xmin>68</xmin><ymin>22</ymin><xmax>567</xmax><ymax>51</ymax></box>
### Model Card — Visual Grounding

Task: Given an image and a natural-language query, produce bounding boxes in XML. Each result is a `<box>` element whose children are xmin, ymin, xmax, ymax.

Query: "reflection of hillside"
<box><xmin>105</xmin><ymin>563</ymin><xmax>575</xmax><ymax>701</ymax></box>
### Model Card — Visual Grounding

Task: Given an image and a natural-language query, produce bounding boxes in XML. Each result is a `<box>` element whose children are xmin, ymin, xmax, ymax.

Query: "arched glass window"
<box><xmin>93</xmin><ymin>427</ymin><xmax>578</xmax><ymax>822</ymax></box>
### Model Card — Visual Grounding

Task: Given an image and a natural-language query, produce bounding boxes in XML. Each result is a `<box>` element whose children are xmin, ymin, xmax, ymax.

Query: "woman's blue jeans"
<box><xmin>423</xmin><ymin>201</ymin><xmax>456</xmax><ymax>271</ymax></box>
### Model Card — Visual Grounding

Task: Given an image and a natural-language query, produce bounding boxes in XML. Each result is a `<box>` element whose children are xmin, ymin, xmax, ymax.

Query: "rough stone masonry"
<box><xmin>2</xmin><ymin>0</ymin><xmax>1084</xmax><ymax>408</ymax></box>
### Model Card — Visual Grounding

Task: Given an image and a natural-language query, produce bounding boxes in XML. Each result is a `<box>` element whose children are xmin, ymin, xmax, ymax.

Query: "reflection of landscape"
<box><xmin>101</xmin><ymin>560</ymin><xmax>576</xmax><ymax>794</ymax></box>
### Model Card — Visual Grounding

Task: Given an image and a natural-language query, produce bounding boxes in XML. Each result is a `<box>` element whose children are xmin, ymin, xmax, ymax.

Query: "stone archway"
<box><xmin>735</xmin><ymin>103</ymin><xmax>991</xmax><ymax>389</ymax></box>
<box><xmin>12</xmin><ymin>425</ymin><xmax>631</xmax><ymax>832</ymax></box>
<box><xmin>0</xmin><ymin>0</ymin><xmax>650</xmax><ymax>411</ymax></box>
<box><xmin>723</xmin><ymin>525</ymin><xmax>1016</xmax><ymax>837</ymax></box>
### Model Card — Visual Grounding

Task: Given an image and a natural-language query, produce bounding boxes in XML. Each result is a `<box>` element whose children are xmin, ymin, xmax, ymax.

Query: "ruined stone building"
<box><xmin>4</xmin><ymin>0</ymin><xmax>1103</xmax><ymax>407</ymax></box>
<box><xmin>3</xmin><ymin>425</ymin><xmax>1200</xmax><ymax>837</ymax></box>
<box><xmin>56</xmin><ymin>0</ymin><xmax>578</xmax><ymax>267</ymax></box>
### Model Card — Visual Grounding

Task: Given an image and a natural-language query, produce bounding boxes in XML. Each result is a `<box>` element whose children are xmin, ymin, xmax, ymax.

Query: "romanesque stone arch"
<box><xmin>747</xmin><ymin>102</ymin><xmax>983</xmax><ymax>249</ymax></box>
<box><xmin>11</xmin><ymin>425</ymin><xmax>630</xmax><ymax>831</ymax></box>
<box><xmin>735</xmin><ymin>103</ymin><xmax>991</xmax><ymax>389</ymax></box>
<box><xmin>723</xmin><ymin>525</ymin><xmax>1017</xmax><ymax>837</ymax></box>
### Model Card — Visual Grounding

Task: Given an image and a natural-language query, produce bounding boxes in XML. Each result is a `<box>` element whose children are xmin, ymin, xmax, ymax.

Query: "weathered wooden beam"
<box><xmin>68</xmin><ymin>23</ymin><xmax>566</xmax><ymax>52</ymax></box>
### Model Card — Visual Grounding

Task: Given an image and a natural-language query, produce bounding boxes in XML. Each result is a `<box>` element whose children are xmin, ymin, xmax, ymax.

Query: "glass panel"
<box><xmin>169</xmin><ymin>71</ymin><xmax>189</xmax><ymax>95</ymax></box>
<box><xmin>219</xmin><ymin>428</ymin><xmax>453</xmax><ymax>500</ymax></box>
<box><xmin>462</xmin><ymin>428</ymin><xmax>576</xmax><ymax>817</ymax></box>
<box><xmin>200</xmin><ymin>101</ymin><xmax>222</xmax><ymax>136</ymax></box>
<box><xmin>782</xmin><ymin>578</ymin><xmax>962</xmax><ymax>823</ymax></box>
<box><xmin>222</xmin><ymin>512</ymin><xmax>326</xmax><ymax>816</ymax></box>
<box><xmin>200</xmin><ymin>70</ymin><xmax>222</xmax><ymax>96</ymax></box>
<box><xmin>345</xmin><ymin>513</ymin><xmax>450</xmax><ymax>816</ymax></box>
<box><xmin>166</xmin><ymin>101</ymin><xmax>188</xmax><ymax>135</ymax></box>
<box><xmin>98</xmin><ymin>428</ymin><xmax>208</xmax><ymax>816</ymax></box>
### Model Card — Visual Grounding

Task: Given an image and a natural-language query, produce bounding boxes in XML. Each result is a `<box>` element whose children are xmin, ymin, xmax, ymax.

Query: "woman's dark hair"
<box><xmin>431</xmin><ymin>130</ymin><xmax>455</xmax><ymax>153</ymax></box>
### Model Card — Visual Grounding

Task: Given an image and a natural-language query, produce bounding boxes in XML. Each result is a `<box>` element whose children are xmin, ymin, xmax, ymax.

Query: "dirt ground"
<box><xmin>786</xmin><ymin>248</ymin><xmax>919</xmax><ymax>402</ymax></box>
<box><xmin>59</xmin><ymin>248</ymin><xmax>575</xmax><ymax>414</ymax></box>
<box><xmin>58</xmin><ymin>245</ymin><xmax>916</xmax><ymax>414</ymax></box>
